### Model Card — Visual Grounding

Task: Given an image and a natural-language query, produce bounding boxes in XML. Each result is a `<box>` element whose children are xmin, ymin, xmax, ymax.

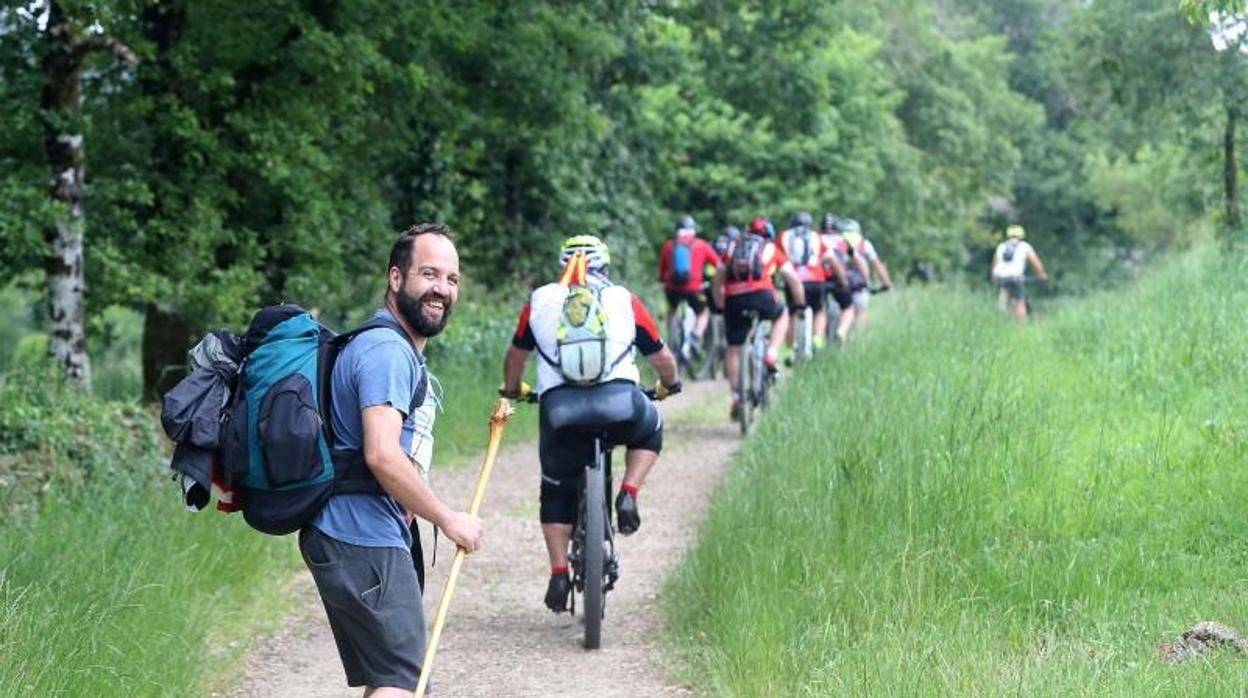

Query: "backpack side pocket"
<box><xmin>258</xmin><ymin>374</ymin><xmax>325</xmax><ymax>488</ymax></box>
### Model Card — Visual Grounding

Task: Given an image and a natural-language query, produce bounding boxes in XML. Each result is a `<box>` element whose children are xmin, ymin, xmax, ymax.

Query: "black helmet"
<box><xmin>821</xmin><ymin>213</ymin><xmax>839</xmax><ymax>232</ymax></box>
<box><xmin>790</xmin><ymin>211</ymin><xmax>813</xmax><ymax>229</ymax></box>
<box><xmin>676</xmin><ymin>215</ymin><xmax>697</xmax><ymax>233</ymax></box>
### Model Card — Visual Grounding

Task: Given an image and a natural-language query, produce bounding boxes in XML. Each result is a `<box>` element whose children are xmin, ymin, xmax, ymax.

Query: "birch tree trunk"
<box><xmin>40</xmin><ymin>1</ymin><xmax>91</xmax><ymax>390</ymax></box>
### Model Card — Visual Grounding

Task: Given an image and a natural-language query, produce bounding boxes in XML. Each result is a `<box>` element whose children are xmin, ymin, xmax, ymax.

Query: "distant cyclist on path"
<box><xmin>502</xmin><ymin>235</ymin><xmax>681</xmax><ymax>613</ymax></box>
<box><xmin>991</xmin><ymin>224</ymin><xmax>1048</xmax><ymax>322</ymax></box>
<box><xmin>711</xmin><ymin>217</ymin><xmax>805</xmax><ymax>419</ymax></box>
<box><xmin>777</xmin><ymin>210</ymin><xmax>847</xmax><ymax>353</ymax></box>
<box><xmin>658</xmin><ymin>215</ymin><xmax>721</xmax><ymax>357</ymax></box>
<box><xmin>840</xmin><ymin>218</ymin><xmax>892</xmax><ymax>333</ymax></box>
<box><xmin>821</xmin><ymin>214</ymin><xmax>871</xmax><ymax>345</ymax></box>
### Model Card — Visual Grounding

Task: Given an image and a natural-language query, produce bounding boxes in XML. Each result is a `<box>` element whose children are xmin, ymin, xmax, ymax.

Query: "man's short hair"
<box><xmin>388</xmin><ymin>222</ymin><xmax>455</xmax><ymax>275</ymax></box>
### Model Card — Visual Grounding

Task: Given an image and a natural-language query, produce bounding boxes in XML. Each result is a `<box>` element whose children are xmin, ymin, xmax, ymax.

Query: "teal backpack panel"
<box><xmin>238</xmin><ymin>312</ymin><xmax>334</xmax><ymax>491</ymax></box>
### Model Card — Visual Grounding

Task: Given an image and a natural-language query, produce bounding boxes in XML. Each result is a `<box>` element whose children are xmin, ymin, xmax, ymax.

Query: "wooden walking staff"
<box><xmin>415</xmin><ymin>398</ymin><xmax>514</xmax><ymax>698</ymax></box>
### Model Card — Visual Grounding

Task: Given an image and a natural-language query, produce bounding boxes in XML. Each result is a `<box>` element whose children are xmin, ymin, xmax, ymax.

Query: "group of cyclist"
<box><xmin>497</xmin><ymin>217</ymin><xmax>1043</xmax><ymax>619</ymax></box>
<box><xmin>657</xmin><ymin>212</ymin><xmax>893</xmax><ymax>417</ymax></box>
<box><xmin>496</xmin><ymin>212</ymin><xmax>892</xmax><ymax>616</ymax></box>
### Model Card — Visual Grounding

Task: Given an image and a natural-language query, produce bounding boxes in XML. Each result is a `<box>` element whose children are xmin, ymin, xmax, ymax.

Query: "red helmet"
<box><xmin>747</xmin><ymin>217</ymin><xmax>769</xmax><ymax>236</ymax></box>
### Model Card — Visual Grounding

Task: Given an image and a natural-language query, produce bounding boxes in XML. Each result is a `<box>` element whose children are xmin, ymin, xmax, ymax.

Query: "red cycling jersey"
<box><xmin>658</xmin><ymin>235</ymin><xmax>721</xmax><ymax>293</ymax></box>
<box><xmin>722</xmin><ymin>238</ymin><xmax>789</xmax><ymax>297</ymax></box>
<box><xmin>777</xmin><ymin>228</ymin><xmax>828</xmax><ymax>283</ymax></box>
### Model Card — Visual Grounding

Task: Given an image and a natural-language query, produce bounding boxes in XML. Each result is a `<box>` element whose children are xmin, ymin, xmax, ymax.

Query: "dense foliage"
<box><xmin>1</xmin><ymin>0</ymin><xmax>1242</xmax><ymax>391</ymax></box>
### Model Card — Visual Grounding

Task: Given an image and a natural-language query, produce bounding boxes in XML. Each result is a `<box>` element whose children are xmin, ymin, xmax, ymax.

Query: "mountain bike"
<box><xmin>736</xmin><ymin>310</ymin><xmax>773</xmax><ymax>435</ymax></box>
<box><xmin>520</xmin><ymin>387</ymin><xmax>667</xmax><ymax>649</ymax></box>
<box><xmin>667</xmin><ymin>299</ymin><xmax>711</xmax><ymax>382</ymax></box>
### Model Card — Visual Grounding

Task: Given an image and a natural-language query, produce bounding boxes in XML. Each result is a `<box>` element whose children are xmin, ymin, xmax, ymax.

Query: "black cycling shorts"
<box><xmin>997</xmin><ymin>277</ymin><xmax>1028</xmax><ymax>301</ymax></box>
<box><xmin>537</xmin><ymin>380</ymin><xmax>663</xmax><ymax>525</ymax></box>
<box><xmin>830</xmin><ymin>286</ymin><xmax>854</xmax><ymax>311</ymax></box>
<box><xmin>723</xmin><ymin>289</ymin><xmax>784</xmax><ymax>346</ymax></box>
<box><xmin>664</xmin><ymin>289</ymin><xmax>707</xmax><ymax>315</ymax></box>
<box><xmin>785</xmin><ymin>281</ymin><xmax>825</xmax><ymax>312</ymax></box>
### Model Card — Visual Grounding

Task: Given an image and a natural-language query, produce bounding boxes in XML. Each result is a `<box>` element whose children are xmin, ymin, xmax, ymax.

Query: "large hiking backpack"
<box><xmin>788</xmin><ymin>227</ymin><xmax>814</xmax><ymax>267</ymax></box>
<box><xmin>728</xmin><ymin>236</ymin><xmax>767</xmax><ymax>282</ymax></box>
<box><xmin>218</xmin><ymin>305</ymin><xmax>426</xmax><ymax>535</ymax></box>
<box><xmin>539</xmin><ymin>283</ymin><xmax>628</xmax><ymax>385</ymax></box>
<box><xmin>671</xmin><ymin>238</ymin><xmax>694</xmax><ymax>286</ymax></box>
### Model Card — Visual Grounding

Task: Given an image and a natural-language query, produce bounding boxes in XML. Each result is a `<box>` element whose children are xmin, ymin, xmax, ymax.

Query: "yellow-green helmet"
<box><xmin>559</xmin><ymin>234</ymin><xmax>610</xmax><ymax>271</ymax></box>
<box><xmin>1006</xmin><ymin>224</ymin><xmax>1026</xmax><ymax>239</ymax></box>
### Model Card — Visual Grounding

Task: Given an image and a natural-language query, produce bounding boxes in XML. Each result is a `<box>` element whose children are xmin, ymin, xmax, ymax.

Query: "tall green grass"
<box><xmin>0</xmin><ymin>367</ymin><xmax>293</xmax><ymax>696</ymax></box>
<box><xmin>665</xmin><ymin>247</ymin><xmax>1248</xmax><ymax>695</ymax></box>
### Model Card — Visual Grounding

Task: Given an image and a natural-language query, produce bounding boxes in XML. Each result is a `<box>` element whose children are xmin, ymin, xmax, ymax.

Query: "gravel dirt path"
<box><xmin>231</xmin><ymin>380</ymin><xmax>736</xmax><ymax>697</ymax></box>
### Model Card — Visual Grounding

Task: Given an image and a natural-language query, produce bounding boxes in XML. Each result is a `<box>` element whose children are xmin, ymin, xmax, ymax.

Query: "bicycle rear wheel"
<box><xmin>694</xmin><ymin>313</ymin><xmax>719</xmax><ymax>381</ymax></box>
<box><xmin>801</xmin><ymin>306</ymin><xmax>813</xmax><ymax>360</ymax></box>
<box><xmin>712</xmin><ymin>315</ymin><xmax>726</xmax><ymax>379</ymax></box>
<box><xmin>752</xmin><ymin>327</ymin><xmax>769</xmax><ymax>411</ymax></box>
<box><xmin>667</xmin><ymin>310</ymin><xmax>686</xmax><ymax>371</ymax></box>
<box><xmin>582</xmin><ymin>451</ymin><xmax>606</xmax><ymax>649</ymax></box>
<box><xmin>737</xmin><ymin>330</ymin><xmax>752</xmax><ymax>435</ymax></box>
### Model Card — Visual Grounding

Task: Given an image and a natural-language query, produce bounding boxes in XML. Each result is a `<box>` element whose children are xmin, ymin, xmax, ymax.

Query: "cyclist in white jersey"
<box><xmin>841</xmin><ymin>222</ymin><xmax>892</xmax><ymax>331</ymax></box>
<box><xmin>991</xmin><ymin>224</ymin><xmax>1049</xmax><ymax>321</ymax></box>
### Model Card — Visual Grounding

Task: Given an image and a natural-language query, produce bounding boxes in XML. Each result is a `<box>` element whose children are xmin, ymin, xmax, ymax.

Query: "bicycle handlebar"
<box><xmin>501</xmin><ymin>385</ymin><xmax>673</xmax><ymax>403</ymax></box>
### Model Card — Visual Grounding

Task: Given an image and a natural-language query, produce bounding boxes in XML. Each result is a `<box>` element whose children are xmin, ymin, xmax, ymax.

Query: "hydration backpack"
<box><xmin>218</xmin><ymin>305</ymin><xmax>426</xmax><ymax>535</ymax></box>
<box><xmin>671</xmin><ymin>238</ymin><xmax>694</xmax><ymax>286</ymax></box>
<box><xmin>728</xmin><ymin>236</ymin><xmax>767</xmax><ymax>282</ymax></box>
<box><xmin>788</xmin><ymin>227</ymin><xmax>814</xmax><ymax>267</ymax></box>
<box><xmin>1001</xmin><ymin>239</ymin><xmax>1020</xmax><ymax>263</ymax></box>
<box><xmin>542</xmin><ymin>284</ymin><xmax>628</xmax><ymax>385</ymax></box>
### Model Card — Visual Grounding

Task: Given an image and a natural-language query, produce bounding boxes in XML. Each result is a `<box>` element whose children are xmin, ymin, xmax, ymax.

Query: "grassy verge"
<box><xmin>0</xmin><ymin>368</ymin><xmax>295</xmax><ymax>696</ymax></box>
<box><xmin>664</xmin><ymin>247</ymin><xmax>1248</xmax><ymax>695</ymax></box>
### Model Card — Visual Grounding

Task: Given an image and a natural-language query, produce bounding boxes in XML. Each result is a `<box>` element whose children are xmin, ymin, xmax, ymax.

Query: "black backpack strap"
<box><xmin>325</xmin><ymin>314</ymin><xmax>430</xmax><ymax>495</ymax></box>
<box><xmin>330</xmin><ymin>450</ymin><xmax>384</xmax><ymax>494</ymax></box>
<box><xmin>335</xmin><ymin>315</ymin><xmax>429</xmax><ymax>415</ymax></box>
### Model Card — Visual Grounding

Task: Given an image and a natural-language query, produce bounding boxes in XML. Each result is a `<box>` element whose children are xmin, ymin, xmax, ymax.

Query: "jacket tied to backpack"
<box><xmin>161</xmin><ymin>305</ymin><xmax>426</xmax><ymax>535</ymax></box>
<box><xmin>161</xmin><ymin>330</ymin><xmax>243</xmax><ymax>511</ymax></box>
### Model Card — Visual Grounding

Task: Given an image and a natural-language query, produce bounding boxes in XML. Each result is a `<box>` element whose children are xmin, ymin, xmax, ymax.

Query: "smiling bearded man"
<box><xmin>298</xmin><ymin>223</ymin><xmax>484</xmax><ymax>697</ymax></box>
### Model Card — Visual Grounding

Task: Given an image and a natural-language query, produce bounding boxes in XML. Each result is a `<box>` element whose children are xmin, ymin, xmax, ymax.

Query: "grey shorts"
<box><xmin>997</xmin><ymin>277</ymin><xmax>1027</xmax><ymax>301</ymax></box>
<box><xmin>851</xmin><ymin>289</ymin><xmax>870</xmax><ymax>310</ymax></box>
<box><xmin>299</xmin><ymin>526</ymin><xmax>426</xmax><ymax>689</ymax></box>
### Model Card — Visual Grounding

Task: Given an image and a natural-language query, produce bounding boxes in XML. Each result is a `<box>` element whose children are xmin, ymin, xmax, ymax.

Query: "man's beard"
<box><xmin>396</xmin><ymin>286</ymin><xmax>454</xmax><ymax>338</ymax></box>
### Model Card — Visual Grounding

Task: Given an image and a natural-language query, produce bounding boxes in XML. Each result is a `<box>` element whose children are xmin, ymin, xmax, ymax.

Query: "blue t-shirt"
<box><xmin>311</xmin><ymin>309</ymin><xmax>424</xmax><ymax>549</ymax></box>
